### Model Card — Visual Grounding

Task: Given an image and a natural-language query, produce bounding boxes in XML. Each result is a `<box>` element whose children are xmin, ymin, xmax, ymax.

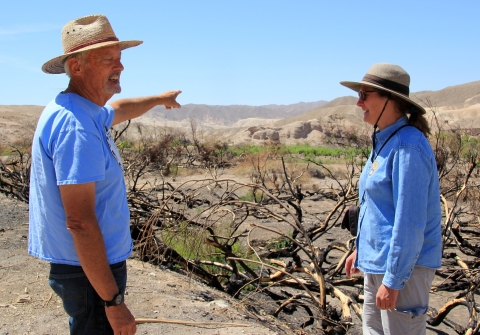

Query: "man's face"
<box><xmin>82</xmin><ymin>45</ymin><xmax>124</xmax><ymax>102</ymax></box>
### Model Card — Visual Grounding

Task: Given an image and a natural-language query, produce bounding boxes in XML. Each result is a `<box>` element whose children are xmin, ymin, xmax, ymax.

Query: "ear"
<box><xmin>66</xmin><ymin>57</ymin><xmax>84</xmax><ymax>77</ymax></box>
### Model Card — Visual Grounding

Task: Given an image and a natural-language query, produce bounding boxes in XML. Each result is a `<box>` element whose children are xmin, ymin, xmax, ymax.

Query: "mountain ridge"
<box><xmin>1</xmin><ymin>80</ymin><xmax>480</xmax><ymax>147</ymax></box>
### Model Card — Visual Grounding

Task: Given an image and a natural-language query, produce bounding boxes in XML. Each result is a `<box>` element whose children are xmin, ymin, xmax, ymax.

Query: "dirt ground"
<box><xmin>0</xmin><ymin>194</ymin><xmax>292</xmax><ymax>335</ymax></box>
<box><xmin>0</xmin><ymin>190</ymin><xmax>471</xmax><ymax>335</ymax></box>
<box><xmin>1</xmin><ymin>98</ymin><xmax>478</xmax><ymax>334</ymax></box>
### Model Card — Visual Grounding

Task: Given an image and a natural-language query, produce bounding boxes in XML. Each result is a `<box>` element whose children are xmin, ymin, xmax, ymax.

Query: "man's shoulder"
<box><xmin>46</xmin><ymin>94</ymin><xmax>109</xmax><ymax>123</ymax></box>
<box><xmin>37</xmin><ymin>94</ymin><xmax>113</xmax><ymax>139</ymax></box>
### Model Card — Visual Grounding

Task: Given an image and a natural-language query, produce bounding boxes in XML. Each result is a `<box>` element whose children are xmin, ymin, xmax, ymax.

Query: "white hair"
<box><xmin>63</xmin><ymin>50</ymin><xmax>89</xmax><ymax>78</ymax></box>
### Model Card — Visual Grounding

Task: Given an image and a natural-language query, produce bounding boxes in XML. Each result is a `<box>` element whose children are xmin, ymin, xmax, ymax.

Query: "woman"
<box><xmin>342</xmin><ymin>63</ymin><xmax>442</xmax><ymax>335</ymax></box>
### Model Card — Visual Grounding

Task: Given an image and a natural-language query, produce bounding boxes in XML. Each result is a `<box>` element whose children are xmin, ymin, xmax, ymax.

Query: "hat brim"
<box><xmin>42</xmin><ymin>40</ymin><xmax>143</xmax><ymax>74</ymax></box>
<box><xmin>340</xmin><ymin>80</ymin><xmax>426</xmax><ymax>115</ymax></box>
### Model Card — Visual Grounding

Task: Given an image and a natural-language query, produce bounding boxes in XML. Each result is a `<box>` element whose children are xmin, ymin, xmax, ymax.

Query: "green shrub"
<box><xmin>118</xmin><ymin>141</ymin><xmax>132</xmax><ymax>149</ymax></box>
<box><xmin>239</xmin><ymin>190</ymin><xmax>264</xmax><ymax>203</ymax></box>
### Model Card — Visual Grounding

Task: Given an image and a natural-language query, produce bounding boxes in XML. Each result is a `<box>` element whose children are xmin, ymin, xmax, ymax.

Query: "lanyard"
<box><xmin>362</xmin><ymin>124</ymin><xmax>412</xmax><ymax>204</ymax></box>
<box><xmin>371</xmin><ymin>124</ymin><xmax>411</xmax><ymax>163</ymax></box>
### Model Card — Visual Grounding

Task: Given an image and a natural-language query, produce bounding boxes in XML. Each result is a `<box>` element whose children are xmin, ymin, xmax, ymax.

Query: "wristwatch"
<box><xmin>101</xmin><ymin>291</ymin><xmax>123</xmax><ymax>307</ymax></box>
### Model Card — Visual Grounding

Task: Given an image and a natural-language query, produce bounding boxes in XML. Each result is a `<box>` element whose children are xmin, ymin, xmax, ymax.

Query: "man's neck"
<box><xmin>63</xmin><ymin>82</ymin><xmax>111</xmax><ymax>106</ymax></box>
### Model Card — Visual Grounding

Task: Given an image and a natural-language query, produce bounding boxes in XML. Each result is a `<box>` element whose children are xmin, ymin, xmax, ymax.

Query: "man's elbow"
<box><xmin>65</xmin><ymin>218</ymin><xmax>95</xmax><ymax>234</ymax></box>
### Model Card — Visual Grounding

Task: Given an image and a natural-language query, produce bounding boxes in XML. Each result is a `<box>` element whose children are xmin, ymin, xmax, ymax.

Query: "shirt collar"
<box><xmin>372</xmin><ymin>116</ymin><xmax>409</xmax><ymax>144</ymax></box>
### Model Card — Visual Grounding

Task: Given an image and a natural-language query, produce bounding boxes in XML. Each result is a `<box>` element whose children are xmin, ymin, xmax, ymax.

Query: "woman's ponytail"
<box><xmin>377</xmin><ymin>90</ymin><xmax>431</xmax><ymax>137</ymax></box>
<box><xmin>408</xmin><ymin>112</ymin><xmax>431</xmax><ymax>137</ymax></box>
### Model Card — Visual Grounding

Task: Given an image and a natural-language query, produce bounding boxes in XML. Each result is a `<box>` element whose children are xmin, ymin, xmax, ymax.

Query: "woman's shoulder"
<box><xmin>396</xmin><ymin>126</ymin><xmax>434</xmax><ymax>156</ymax></box>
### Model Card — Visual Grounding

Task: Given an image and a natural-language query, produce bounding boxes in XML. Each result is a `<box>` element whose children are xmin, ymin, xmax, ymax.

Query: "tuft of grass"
<box><xmin>228</xmin><ymin>144</ymin><xmax>266</xmax><ymax>157</ymax></box>
<box><xmin>239</xmin><ymin>190</ymin><xmax>264</xmax><ymax>203</ymax></box>
<box><xmin>227</xmin><ymin>143</ymin><xmax>369</xmax><ymax>166</ymax></box>
<box><xmin>264</xmin><ymin>235</ymin><xmax>292</xmax><ymax>250</ymax></box>
<box><xmin>160</xmin><ymin>221</ymin><xmax>259</xmax><ymax>278</ymax></box>
<box><xmin>118</xmin><ymin>141</ymin><xmax>132</xmax><ymax>149</ymax></box>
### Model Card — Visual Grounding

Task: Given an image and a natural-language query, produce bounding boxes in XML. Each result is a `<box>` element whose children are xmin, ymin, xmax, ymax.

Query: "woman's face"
<box><xmin>356</xmin><ymin>85</ymin><xmax>390</xmax><ymax>127</ymax></box>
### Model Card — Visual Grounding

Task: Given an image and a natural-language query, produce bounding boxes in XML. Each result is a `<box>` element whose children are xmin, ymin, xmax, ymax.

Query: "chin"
<box><xmin>363</xmin><ymin>112</ymin><xmax>370</xmax><ymax>124</ymax></box>
<box><xmin>106</xmin><ymin>85</ymin><xmax>121</xmax><ymax>95</ymax></box>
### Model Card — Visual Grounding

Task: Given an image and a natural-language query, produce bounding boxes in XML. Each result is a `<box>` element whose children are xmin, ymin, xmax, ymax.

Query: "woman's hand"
<box><xmin>376</xmin><ymin>284</ymin><xmax>399</xmax><ymax>310</ymax></box>
<box><xmin>345</xmin><ymin>250</ymin><xmax>360</xmax><ymax>278</ymax></box>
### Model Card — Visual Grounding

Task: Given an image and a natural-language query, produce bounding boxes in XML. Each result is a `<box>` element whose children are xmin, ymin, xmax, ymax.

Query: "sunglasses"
<box><xmin>358</xmin><ymin>90</ymin><xmax>376</xmax><ymax>101</ymax></box>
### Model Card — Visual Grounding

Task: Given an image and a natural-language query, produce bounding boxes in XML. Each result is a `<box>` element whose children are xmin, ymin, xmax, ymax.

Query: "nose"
<box><xmin>357</xmin><ymin>98</ymin><xmax>364</xmax><ymax>107</ymax></box>
<box><xmin>114</xmin><ymin>59</ymin><xmax>124</xmax><ymax>72</ymax></box>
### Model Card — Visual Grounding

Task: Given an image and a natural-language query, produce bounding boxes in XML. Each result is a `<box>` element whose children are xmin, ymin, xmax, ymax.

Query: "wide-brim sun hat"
<box><xmin>340</xmin><ymin>62</ymin><xmax>426</xmax><ymax>115</ymax></box>
<box><xmin>42</xmin><ymin>14</ymin><xmax>143</xmax><ymax>74</ymax></box>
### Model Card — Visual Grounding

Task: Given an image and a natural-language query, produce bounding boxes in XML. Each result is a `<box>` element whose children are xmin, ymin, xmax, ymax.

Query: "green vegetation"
<box><xmin>284</xmin><ymin>143</ymin><xmax>361</xmax><ymax>159</ymax></box>
<box><xmin>161</xmin><ymin>221</ymin><xmax>258</xmax><ymax>278</ymax></box>
<box><xmin>0</xmin><ymin>145</ymin><xmax>31</xmax><ymax>157</ymax></box>
<box><xmin>227</xmin><ymin>144</ymin><xmax>267</xmax><ymax>156</ymax></box>
<box><xmin>461</xmin><ymin>135</ymin><xmax>480</xmax><ymax>161</ymax></box>
<box><xmin>118</xmin><ymin>141</ymin><xmax>133</xmax><ymax>149</ymax></box>
<box><xmin>169</xmin><ymin>140</ymin><xmax>184</xmax><ymax>147</ymax></box>
<box><xmin>227</xmin><ymin>143</ymin><xmax>368</xmax><ymax>162</ymax></box>
<box><xmin>264</xmin><ymin>235</ymin><xmax>293</xmax><ymax>250</ymax></box>
<box><xmin>239</xmin><ymin>190</ymin><xmax>264</xmax><ymax>203</ymax></box>
<box><xmin>0</xmin><ymin>146</ymin><xmax>13</xmax><ymax>156</ymax></box>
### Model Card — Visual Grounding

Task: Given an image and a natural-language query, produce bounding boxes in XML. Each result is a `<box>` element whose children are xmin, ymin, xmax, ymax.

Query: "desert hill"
<box><xmin>228</xmin><ymin>81</ymin><xmax>480</xmax><ymax>146</ymax></box>
<box><xmin>0</xmin><ymin>105</ymin><xmax>44</xmax><ymax>147</ymax></box>
<box><xmin>0</xmin><ymin>101</ymin><xmax>324</xmax><ymax>147</ymax></box>
<box><xmin>1</xmin><ymin>80</ymin><xmax>480</xmax><ymax>147</ymax></box>
<box><xmin>412</xmin><ymin>80</ymin><xmax>480</xmax><ymax>109</ymax></box>
<box><xmin>144</xmin><ymin>101</ymin><xmax>328</xmax><ymax>127</ymax></box>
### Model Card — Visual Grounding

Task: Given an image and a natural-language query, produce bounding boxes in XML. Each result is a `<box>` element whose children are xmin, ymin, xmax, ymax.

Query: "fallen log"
<box><xmin>427</xmin><ymin>298</ymin><xmax>468</xmax><ymax>326</ymax></box>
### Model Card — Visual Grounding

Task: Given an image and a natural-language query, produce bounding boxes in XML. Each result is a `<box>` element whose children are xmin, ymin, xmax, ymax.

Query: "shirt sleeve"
<box><xmin>53</xmin><ymin>128</ymin><xmax>106</xmax><ymax>185</ymax></box>
<box><xmin>382</xmin><ymin>146</ymin><xmax>432</xmax><ymax>290</ymax></box>
<box><xmin>104</xmin><ymin>105</ymin><xmax>115</xmax><ymax>129</ymax></box>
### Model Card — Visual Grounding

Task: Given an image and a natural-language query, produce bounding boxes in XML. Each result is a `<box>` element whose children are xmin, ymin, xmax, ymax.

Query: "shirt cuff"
<box><xmin>382</xmin><ymin>271</ymin><xmax>412</xmax><ymax>290</ymax></box>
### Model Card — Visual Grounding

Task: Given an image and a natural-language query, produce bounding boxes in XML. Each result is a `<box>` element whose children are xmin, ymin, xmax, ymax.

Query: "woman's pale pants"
<box><xmin>362</xmin><ymin>266</ymin><xmax>436</xmax><ymax>335</ymax></box>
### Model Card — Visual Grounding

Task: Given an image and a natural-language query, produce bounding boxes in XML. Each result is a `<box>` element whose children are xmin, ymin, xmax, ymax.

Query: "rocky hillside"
<box><xmin>142</xmin><ymin>101</ymin><xmax>328</xmax><ymax>127</ymax></box>
<box><xmin>223</xmin><ymin>81</ymin><xmax>480</xmax><ymax>146</ymax></box>
<box><xmin>1</xmin><ymin>81</ymin><xmax>480</xmax><ymax>147</ymax></box>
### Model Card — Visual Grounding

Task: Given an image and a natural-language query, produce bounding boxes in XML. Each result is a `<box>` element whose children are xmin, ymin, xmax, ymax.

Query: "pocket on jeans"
<box><xmin>49</xmin><ymin>272</ymin><xmax>88</xmax><ymax>317</ymax></box>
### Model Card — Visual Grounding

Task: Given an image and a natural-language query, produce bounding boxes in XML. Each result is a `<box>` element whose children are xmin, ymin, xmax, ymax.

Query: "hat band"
<box><xmin>66</xmin><ymin>36</ymin><xmax>120</xmax><ymax>53</ymax></box>
<box><xmin>363</xmin><ymin>74</ymin><xmax>409</xmax><ymax>96</ymax></box>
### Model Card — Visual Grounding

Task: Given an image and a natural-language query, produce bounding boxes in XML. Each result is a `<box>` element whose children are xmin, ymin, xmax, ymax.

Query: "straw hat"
<box><xmin>42</xmin><ymin>14</ymin><xmax>143</xmax><ymax>74</ymax></box>
<box><xmin>340</xmin><ymin>63</ymin><xmax>426</xmax><ymax>114</ymax></box>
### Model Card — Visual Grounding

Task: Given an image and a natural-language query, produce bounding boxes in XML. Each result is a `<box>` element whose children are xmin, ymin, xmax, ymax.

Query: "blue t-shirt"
<box><xmin>28</xmin><ymin>93</ymin><xmax>132</xmax><ymax>265</ymax></box>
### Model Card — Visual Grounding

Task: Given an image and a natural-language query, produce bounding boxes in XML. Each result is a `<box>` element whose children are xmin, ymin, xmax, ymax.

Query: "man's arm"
<box><xmin>59</xmin><ymin>182</ymin><xmax>136</xmax><ymax>334</ymax></box>
<box><xmin>110</xmin><ymin>90</ymin><xmax>182</xmax><ymax>126</ymax></box>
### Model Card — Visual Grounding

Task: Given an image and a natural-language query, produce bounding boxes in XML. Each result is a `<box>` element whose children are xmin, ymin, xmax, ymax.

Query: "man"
<box><xmin>28</xmin><ymin>14</ymin><xmax>181</xmax><ymax>334</ymax></box>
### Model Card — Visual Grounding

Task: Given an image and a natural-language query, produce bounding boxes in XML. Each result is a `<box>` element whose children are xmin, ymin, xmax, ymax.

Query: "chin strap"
<box><xmin>371</xmin><ymin>96</ymin><xmax>390</xmax><ymax>163</ymax></box>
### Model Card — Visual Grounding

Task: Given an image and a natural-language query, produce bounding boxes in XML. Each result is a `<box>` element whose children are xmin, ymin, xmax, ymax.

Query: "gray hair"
<box><xmin>63</xmin><ymin>50</ymin><xmax>89</xmax><ymax>78</ymax></box>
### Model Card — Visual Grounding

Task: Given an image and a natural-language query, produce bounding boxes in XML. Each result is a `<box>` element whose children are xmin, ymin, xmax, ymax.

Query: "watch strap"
<box><xmin>101</xmin><ymin>290</ymin><xmax>123</xmax><ymax>307</ymax></box>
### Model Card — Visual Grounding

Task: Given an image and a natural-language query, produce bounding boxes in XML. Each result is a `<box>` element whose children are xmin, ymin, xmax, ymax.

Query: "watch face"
<box><xmin>104</xmin><ymin>292</ymin><xmax>123</xmax><ymax>307</ymax></box>
<box><xmin>113</xmin><ymin>293</ymin><xmax>123</xmax><ymax>305</ymax></box>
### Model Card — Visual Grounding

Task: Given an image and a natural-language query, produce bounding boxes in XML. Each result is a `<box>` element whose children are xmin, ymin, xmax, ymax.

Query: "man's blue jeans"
<box><xmin>48</xmin><ymin>261</ymin><xmax>127</xmax><ymax>335</ymax></box>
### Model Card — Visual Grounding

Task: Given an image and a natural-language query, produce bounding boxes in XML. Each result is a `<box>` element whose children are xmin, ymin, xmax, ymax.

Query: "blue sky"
<box><xmin>1</xmin><ymin>1</ymin><xmax>479</xmax><ymax>107</ymax></box>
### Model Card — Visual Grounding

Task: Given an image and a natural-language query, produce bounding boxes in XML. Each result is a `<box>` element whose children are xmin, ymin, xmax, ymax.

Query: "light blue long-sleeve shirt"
<box><xmin>355</xmin><ymin>116</ymin><xmax>442</xmax><ymax>290</ymax></box>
